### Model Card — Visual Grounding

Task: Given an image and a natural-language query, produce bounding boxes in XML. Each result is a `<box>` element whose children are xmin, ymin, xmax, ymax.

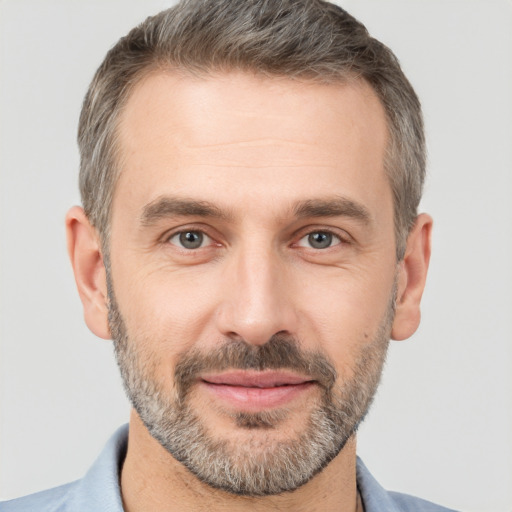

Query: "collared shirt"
<box><xmin>0</xmin><ymin>425</ymin><xmax>458</xmax><ymax>512</ymax></box>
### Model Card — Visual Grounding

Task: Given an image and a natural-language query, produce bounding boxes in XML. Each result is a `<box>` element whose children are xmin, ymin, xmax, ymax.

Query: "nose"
<box><xmin>215</xmin><ymin>243</ymin><xmax>299</xmax><ymax>346</ymax></box>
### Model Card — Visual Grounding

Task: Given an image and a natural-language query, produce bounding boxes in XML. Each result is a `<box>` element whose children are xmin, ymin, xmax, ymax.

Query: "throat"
<box><xmin>121</xmin><ymin>411</ymin><xmax>361</xmax><ymax>512</ymax></box>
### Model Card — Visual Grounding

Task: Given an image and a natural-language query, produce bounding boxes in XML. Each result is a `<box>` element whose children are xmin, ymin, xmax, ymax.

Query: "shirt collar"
<box><xmin>71</xmin><ymin>424</ymin><xmax>128</xmax><ymax>512</ymax></box>
<box><xmin>356</xmin><ymin>457</ymin><xmax>403</xmax><ymax>512</ymax></box>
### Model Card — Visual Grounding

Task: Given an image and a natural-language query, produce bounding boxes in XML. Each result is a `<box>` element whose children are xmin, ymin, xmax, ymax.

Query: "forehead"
<box><xmin>114</xmin><ymin>71</ymin><xmax>390</xmax><ymax>220</ymax></box>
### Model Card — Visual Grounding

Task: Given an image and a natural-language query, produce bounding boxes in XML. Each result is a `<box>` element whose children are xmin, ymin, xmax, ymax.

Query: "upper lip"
<box><xmin>200</xmin><ymin>370</ymin><xmax>313</xmax><ymax>388</ymax></box>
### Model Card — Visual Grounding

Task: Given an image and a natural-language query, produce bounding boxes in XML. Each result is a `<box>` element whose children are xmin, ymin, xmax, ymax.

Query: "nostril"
<box><xmin>225</xmin><ymin>332</ymin><xmax>245</xmax><ymax>343</ymax></box>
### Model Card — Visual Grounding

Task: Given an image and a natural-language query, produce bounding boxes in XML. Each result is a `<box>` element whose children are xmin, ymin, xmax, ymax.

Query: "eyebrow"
<box><xmin>293</xmin><ymin>197</ymin><xmax>371</xmax><ymax>224</ymax></box>
<box><xmin>140</xmin><ymin>195</ymin><xmax>371</xmax><ymax>227</ymax></box>
<box><xmin>141</xmin><ymin>196</ymin><xmax>232</xmax><ymax>226</ymax></box>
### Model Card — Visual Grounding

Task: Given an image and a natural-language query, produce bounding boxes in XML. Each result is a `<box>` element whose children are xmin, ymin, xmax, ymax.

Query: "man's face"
<box><xmin>107</xmin><ymin>72</ymin><xmax>397</xmax><ymax>495</ymax></box>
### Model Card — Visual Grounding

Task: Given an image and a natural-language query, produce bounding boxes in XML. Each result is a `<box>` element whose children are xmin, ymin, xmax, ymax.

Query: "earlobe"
<box><xmin>391</xmin><ymin>213</ymin><xmax>433</xmax><ymax>341</ymax></box>
<box><xmin>66</xmin><ymin>206</ymin><xmax>111</xmax><ymax>340</ymax></box>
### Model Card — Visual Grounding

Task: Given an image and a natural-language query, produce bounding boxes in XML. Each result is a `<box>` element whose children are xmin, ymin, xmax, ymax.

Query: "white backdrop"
<box><xmin>0</xmin><ymin>1</ymin><xmax>511</xmax><ymax>511</ymax></box>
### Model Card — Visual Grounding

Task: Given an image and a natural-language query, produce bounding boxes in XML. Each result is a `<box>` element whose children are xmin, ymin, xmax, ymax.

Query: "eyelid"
<box><xmin>161</xmin><ymin>224</ymin><xmax>220</xmax><ymax>248</ymax></box>
<box><xmin>168</xmin><ymin>231</ymin><xmax>212</xmax><ymax>249</ymax></box>
<box><xmin>292</xmin><ymin>226</ymin><xmax>352</xmax><ymax>247</ymax></box>
<box><xmin>296</xmin><ymin>232</ymin><xmax>341</xmax><ymax>250</ymax></box>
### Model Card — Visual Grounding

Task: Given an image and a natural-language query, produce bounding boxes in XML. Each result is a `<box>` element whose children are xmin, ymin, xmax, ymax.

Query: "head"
<box><xmin>68</xmin><ymin>0</ymin><xmax>432</xmax><ymax>499</ymax></box>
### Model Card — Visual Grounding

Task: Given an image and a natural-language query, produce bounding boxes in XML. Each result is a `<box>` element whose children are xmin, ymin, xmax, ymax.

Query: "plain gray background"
<box><xmin>0</xmin><ymin>1</ymin><xmax>511</xmax><ymax>510</ymax></box>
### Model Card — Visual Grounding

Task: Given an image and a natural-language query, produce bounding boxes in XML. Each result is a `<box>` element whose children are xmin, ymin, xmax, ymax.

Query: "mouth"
<box><xmin>199</xmin><ymin>370</ymin><xmax>316</xmax><ymax>411</ymax></box>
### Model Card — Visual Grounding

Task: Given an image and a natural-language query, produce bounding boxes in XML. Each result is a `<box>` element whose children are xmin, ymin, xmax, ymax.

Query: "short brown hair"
<box><xmin>78</xmin><ymin>0</ymin><xmax>425</xmax><ymax>259</ymax></box>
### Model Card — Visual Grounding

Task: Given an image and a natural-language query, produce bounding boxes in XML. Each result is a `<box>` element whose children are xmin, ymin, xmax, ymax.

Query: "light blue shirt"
<box><xmin>0</xmin><ymin>425</ymin><xmax>458</xmax><ymax>511</ymax></box>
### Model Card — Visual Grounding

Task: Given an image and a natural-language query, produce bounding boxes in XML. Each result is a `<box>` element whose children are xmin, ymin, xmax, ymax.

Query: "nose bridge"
<box><xmin>216</xmin><ymin>237</ymin><xmax>296</xmax><ymax>345</ymax></box>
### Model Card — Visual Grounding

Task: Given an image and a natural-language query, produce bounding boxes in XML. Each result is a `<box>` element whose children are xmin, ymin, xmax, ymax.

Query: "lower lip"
<box><xmin>200</xmin><ymin>381</ymin><xmax>315</xmax><ymax>410</ymax></box>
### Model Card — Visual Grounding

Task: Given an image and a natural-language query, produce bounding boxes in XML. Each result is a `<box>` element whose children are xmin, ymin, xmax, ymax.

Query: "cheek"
<box><xmin>113</xmin><ymin>262</ymin><xmax>222</xmax><ymax>355</ymax></box>
<box><xmin>296</xmin><ymin>268</ymin><xmax>394</xmax><ymax>367</ymax></box>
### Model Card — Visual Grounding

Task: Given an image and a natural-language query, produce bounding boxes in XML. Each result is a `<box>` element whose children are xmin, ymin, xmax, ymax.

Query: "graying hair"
<box><xmin>78</xmin><ymin>0</ymin><xmax>425</xmax><ymax>259</ymax></box>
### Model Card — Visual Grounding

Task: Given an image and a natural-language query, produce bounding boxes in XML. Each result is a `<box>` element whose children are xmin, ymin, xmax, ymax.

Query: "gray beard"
<box><xmin>108</xmin><ymin>277</ymin><xmax>392</xmax><ymax>496</ymax></box>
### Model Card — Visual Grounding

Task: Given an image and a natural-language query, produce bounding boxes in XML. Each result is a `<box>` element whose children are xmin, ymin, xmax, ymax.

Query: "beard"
<box><xmin>108</xmin><ymin>278</ymin><xmax>393</xmax><ymax>497</ymax></box>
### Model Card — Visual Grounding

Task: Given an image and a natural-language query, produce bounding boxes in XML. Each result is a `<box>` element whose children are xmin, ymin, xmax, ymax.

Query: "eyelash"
<box><xmin>296</xmin><ymin>230</ymin><xmax>344</xmax><ymax>250</ymax></box>
<box><xmin>164</xmin><ymin>227</ymin><xmax>218</xmax><ymax>251</ymax></box>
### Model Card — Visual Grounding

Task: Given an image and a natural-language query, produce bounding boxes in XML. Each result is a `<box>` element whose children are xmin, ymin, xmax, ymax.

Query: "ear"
<box><xmin>66</xmin><ymin>206</ymin><xmax>111</xmax><ymax>340</ymax></box>
<box><xmin>391</xmin><ymin>213</ymin><xmax>433</xmax><ymax>341</ymax></box>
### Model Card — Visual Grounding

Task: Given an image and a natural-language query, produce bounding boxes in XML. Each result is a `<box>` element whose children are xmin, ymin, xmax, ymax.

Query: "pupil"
<box><xmin>309</xmin><ymin>232</ymin><xmax>332</xmax><ymax>249</ymax></box>
<box><xmin>180</xmin><ymin>231</ymin><xmax>203</xmax><ymax>249</ymax></box>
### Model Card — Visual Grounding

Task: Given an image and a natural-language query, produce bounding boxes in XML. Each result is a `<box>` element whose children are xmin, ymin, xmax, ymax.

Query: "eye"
<box><xmin>297</xmin><ymin>231</ymin><xmax>342</xmax><ymax>249</ymax></box>
<box><xmin>168</xmin><ymin>230</ymin><xmax>212</xmax><ymax>250</ymax></box>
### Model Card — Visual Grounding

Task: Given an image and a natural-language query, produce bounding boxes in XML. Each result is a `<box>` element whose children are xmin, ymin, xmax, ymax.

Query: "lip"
<box><xmin>199</xmin><ymin>370</ymin><xmax>316</xmax><ymax>411</ymax></box>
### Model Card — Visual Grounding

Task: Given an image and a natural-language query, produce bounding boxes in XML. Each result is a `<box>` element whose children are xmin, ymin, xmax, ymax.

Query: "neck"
<box><xmin>121</xmin><ymin>411</ymin><xmax>360</xmax><ymax>512</ymax></box>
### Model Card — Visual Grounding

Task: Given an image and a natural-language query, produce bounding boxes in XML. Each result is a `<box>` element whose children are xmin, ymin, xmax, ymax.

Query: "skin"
<box><xmin>66</xmin><ymin>71</ymin><xmax>432</xmax><ymax>512</ymax></box>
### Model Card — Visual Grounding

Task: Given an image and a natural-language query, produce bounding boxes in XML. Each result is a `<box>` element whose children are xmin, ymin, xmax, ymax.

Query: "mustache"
<box><xmin>174</xmin><ymin>334</ymin><xmax>337</xmax><ymax>397</ymax></box>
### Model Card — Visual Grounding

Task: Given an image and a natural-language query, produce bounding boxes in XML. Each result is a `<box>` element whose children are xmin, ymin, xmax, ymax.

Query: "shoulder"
<box><xmin>387</xmin><ymin>491</ymin><xmax>459</xmax><ymax>512</ymax></box>
<box><xmin>356</xmin><ymin>458</ymin><xmax>459</xmax><ymax>512</ymax></box>
<box><xmin>0</xmin><ymin>424</ymin><xmax>128</xmax><ymax>512</ymax></box>
<box><xmin>0</xmin><ymin>481</ymin><xmax>78</xmax><ymax>512</ymax></box>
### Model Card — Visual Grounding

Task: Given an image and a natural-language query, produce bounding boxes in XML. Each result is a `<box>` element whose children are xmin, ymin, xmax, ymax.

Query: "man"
<box><xmin>1</xmin><ymin>0</ymin><xmax>456</xmax><ymax>511</ymax></box>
